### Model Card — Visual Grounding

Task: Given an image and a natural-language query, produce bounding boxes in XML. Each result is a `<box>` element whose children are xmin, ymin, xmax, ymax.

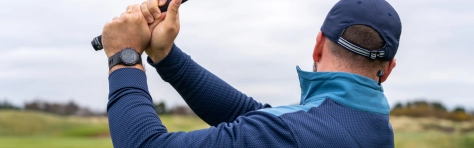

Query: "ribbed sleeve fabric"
<box><xmin>147</xmin><ymin>45</ymin><xmax>271</xmax><ymax>126</ymax></box>
<box><xmin>107</xmin><ymin>68</ymin><xmax>296</xmax><ymax>148</ymax></box>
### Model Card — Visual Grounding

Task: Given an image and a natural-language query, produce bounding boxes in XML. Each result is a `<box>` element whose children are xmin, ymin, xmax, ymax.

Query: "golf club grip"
<box><xmin>91</xmin><ymin>0</ymin><xmax>187</xmax><ymax>51</ymax></box>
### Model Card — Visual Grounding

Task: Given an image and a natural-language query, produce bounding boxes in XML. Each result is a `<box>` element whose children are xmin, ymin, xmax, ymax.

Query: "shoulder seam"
<box><xmin>328</xmin><ymin>98</ymin><xmax>388</xmax><ymax>115</ymax></box>
<box><xmin>258</xmin><ymin>100</ymin><xmax>326</xmax><ymax>117</ymax></box>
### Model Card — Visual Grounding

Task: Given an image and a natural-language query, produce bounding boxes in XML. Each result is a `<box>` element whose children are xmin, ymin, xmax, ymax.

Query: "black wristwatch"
<box><xmin>108</xmin><ymin>47</ymin><xmax>142</xmax><ymax>70</ymax></box>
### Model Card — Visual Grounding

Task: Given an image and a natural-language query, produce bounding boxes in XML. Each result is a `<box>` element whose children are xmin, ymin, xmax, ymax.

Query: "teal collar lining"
<box><xmin>297</xmin><ymin>66</ymin><xmax>390</xmax><ymax>115</ymax></box>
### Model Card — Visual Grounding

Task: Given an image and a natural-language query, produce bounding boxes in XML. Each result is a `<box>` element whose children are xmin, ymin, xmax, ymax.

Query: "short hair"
<box><xmin>327</xmin><ymin>25</ymin><xmax>389</xmax><ymax>75</ymax></box>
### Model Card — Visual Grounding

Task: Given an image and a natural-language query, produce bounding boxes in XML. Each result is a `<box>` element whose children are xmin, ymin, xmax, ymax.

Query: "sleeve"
<box><xmin>107</xmin><ymin>68</ymin><xmax>297</xmax><ymax>148</ymax></box>
<box><xmin>147</xmin><ymin>45</ymin><xmax>271</xmax><ymax>126</ymax></box>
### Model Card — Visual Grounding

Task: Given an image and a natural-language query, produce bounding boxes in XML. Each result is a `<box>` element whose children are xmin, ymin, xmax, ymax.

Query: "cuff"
<box><xmin>108</xmin><ymin>68</ymin><xmax>149</xmax><ymax>98</ymax></box>
<box><xmin>147</xmin><ymin>44</ymin><xmax>188</xmax><ymax>82</ymax></box>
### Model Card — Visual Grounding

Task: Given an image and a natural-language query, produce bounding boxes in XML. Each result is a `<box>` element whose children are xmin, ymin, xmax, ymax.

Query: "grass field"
<box><xmin>0</xmin><ymin>137</ymin><xmax>112</xmax><ymax>148</ymax></box>
<box><xmin>390</xmin><ymin>116</ymin><xmax>474</xmax><ymax>148</ymax></box>
<box><xmin>394</xmin><ymin>131</ymin><xmax>474</xmax><ymax>148</ymax></box>
<box><xmin>1</xmin><ymin>110</ymin><xmax>474</xmax><ymax>148</ymax></box>
<box><xmin>0</xmin><ymin>110</ymin><xmax>209</xmax><ymax>148</ymax></box>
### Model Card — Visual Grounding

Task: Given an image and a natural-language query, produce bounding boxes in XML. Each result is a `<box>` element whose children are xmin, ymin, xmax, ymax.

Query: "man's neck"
<box><xmin>315</xmin><ymin>62</ymin><xmax>378</xmax><ymax>81</ymax></box>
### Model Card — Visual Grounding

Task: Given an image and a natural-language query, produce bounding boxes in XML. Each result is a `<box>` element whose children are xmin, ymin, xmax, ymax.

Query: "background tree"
<box><xmin>0</xmin><ymin>100</ymin><xmax>20</xmax><ymax>110</ymax></box>
<box><xmin>451</xmin><ymin>107</ymin><xmax>470</xmax><ymax>121</ymax></box>
<box><xmin>24</xmin><ymin>99</ymin><xmax>102</xmax><ymax>116</ymax></box>
<box><xmin>393</xmin><ymin>102</ymin><xmax>403</xmax><ymax>110</ymax></box>
<box><xmin>64</xmin><ymin>101</ymin><xmax>79</xmax><ymax>116</ymax></box>
<box><xmin>154</xmin><ymin>102</ymin><xmax>168</xmax><ymax>115</ymax></box>
<box><xmin>170</xmin><ymin>105</ymin><xmax>195</xmax><ymax>116</ymax></box>
<box><xmin>391</xmin><ymin>100</ymin><xmax>472</xmax><ymax>121</ymax></box>
<box><xmin>431</xmin><ymin>102</ymin><xmax>447</xmax><ymax>112</ymax></box>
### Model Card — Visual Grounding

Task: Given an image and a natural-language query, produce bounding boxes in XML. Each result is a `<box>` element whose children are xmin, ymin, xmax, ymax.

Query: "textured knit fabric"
<box><xmin>107</xmin><ymin>45</ymin><xmax>394</xmax><ymax>148</ymax></box>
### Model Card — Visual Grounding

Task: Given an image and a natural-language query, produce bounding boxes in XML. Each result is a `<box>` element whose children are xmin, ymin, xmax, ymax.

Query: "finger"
<box><xmin>141</xmin><ymin>1</ymin><xmax>154</xmax><ymax>23</ymax></box>
<box><xmin>148</xmin><ymin>12</ymin><xmax>166</xmax><ymax>30</ymax></box>
<box><xmin>131</xmin><ymin>4</ymin><xmax>142</xmax><ymax>14</ymax></box>
<box><xmin>164</xmin><ymin>0</ymin><xmax>181</xmax><ymax>23</ymax></box>
<box><xmin>158</xmin><ymin>0</ymin><xmax>167</xmax><ymax>7</ymax></box>
<box><xmin>120</xmin><ymin>12</ymin><xmax>127</xmax><ymax>18</ymax></box>
<box><xmin>126</xmin><ymin>5</ymin><xmax>133</xmax><ymax>14</ymax></box>
<box><xmin>130</xmin><ymin>4</ymin><xmax>144</xmax><ymax>20</ymax></box>
<box><xmin>147</xmin><ymin>0</ymin><xmax>161</xmax><ymax>19</ymax></box>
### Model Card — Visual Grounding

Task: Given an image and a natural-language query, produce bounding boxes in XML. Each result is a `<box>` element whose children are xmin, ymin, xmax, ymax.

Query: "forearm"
<box><xmin>148</xmin><ymin>45</ymin><xmax>271</xmax><ymax>126</ymax></box>
<box><xmin>107</xmin><ymin>68</ymin><xmax>167</xmax><ymax>148</ymax></box>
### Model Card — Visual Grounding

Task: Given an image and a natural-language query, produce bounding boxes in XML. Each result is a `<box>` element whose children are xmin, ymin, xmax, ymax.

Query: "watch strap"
<box><xmin>108</xmin><ymin>48</ymin><xmax>143</xmax><ymax>70</ymax></box>
<box><xmin>108</xmin><ymin>51</ymin><xmax>123</xmax><ymax>70</ymax></box>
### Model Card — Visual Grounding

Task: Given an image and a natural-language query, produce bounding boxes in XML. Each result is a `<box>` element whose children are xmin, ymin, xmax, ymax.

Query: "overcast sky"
<box><xmin>0</xmin><ymin>0</ymin><xmax>473</xmax><ymax>112</ymax></box>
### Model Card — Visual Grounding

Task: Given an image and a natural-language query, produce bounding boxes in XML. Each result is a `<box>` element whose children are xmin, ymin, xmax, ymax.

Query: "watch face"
<box><xmin>120</xmin><ymin>48</ymin><xmax>139</xmax><ymax>65</ymax></box>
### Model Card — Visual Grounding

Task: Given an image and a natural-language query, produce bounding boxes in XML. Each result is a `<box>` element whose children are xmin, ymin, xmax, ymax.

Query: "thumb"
<box><xmin>164</xmin><ymin>0</ymin><xmax>181</xmax><ymax>22</ymax></box>
<box><xmin>149</xmin><ymin>13</ymin><xmax>166</xmax><ymax>31</ymax></box>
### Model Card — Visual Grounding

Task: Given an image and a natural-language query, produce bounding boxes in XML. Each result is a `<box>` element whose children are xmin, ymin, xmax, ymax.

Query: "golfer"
<box><xmin>101</xmin><ymin>0</ymin><xmax>402</xmax><ymax>147</ymax></box>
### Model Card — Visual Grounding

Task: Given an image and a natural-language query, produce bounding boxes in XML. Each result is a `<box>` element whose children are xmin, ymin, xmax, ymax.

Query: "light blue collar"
<box><xmin>297</xmin><ymin>66</ymin><xmax>390</xmax><ymax>115</ymax></box>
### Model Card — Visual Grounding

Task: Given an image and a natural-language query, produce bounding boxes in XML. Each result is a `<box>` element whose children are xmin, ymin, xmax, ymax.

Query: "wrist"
<box><xmin>108</xmin><ymin>47</ymin><xmax>143</xmax><ymax>72</ymax></box>
<box><xmin>147</xmin><ymin>44</ymin><xmax>174</xmax><ymax>63</ymax></box>
<box><xmin>106</xmin><ymin>46</ymin><xmax>144</xmax><ymax>59</ymax></box>
<box><xmin>109</xmin><ymin>64</ymin><xmax>145</xmax><ymax>74</ymax></box>
<box><xmin>148</xmin><ymin>53</ymin><xmax>167</xmax><ymax>64</ymax></box>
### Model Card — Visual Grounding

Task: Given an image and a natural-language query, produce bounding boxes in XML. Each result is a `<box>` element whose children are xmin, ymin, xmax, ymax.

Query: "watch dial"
<box><xmin>121</xmin><ymin>49</ymin><xmax>138</xmax><ymax>65</ymax></box>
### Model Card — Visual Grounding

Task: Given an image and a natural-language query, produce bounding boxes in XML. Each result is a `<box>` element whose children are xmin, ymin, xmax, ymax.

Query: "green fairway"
<box><xmin>0</xmin><ymin>110</ymin><xmax>209</xmax><ymax>148</ymax></box>
<box><xmin>391</xmin><ymin>116</ymin><xmax>474</xmax><ymax>148</ymax></box>
<box><xmin>0</xmin><ymin>137</ymin><xmax>112</xmax><ymax>148</ymax></box>
<box><xmin>0</xmin><ymin>110</ymin><xmax>110</xmax><ymax>137</ymax></box>
<box><xmin>2</xmin><ymin>110</ymin><xmax>474</xmax><ymax>148</ymax></box>
<box><xmin>394</xmin><ymin>131</ymin><xmax>474</xmax><ymax>148</ymax></box>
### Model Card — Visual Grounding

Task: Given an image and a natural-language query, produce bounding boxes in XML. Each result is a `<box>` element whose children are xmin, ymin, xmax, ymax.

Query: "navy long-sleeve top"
<box><xmin>107</xmin><ymin>45</ymin><xmax>394</xmax><ymax>148</ymax></box>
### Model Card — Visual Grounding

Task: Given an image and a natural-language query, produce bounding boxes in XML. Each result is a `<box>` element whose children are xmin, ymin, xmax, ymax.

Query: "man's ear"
<box><xmin>381</xmin><ymin>58</ymin><xmax>396</xmax><ymax>83</ymax></box>
<box><xmin>313</xmin><ymin>32</ymin><xmax>325</xmax><ymax>63</ymax></box>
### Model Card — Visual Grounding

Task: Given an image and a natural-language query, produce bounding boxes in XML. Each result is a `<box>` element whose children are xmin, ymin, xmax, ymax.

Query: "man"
<box><xmin>102</xmin><ymin>0</ymin><xmax>401</xmax><ymax>147</ymax></box>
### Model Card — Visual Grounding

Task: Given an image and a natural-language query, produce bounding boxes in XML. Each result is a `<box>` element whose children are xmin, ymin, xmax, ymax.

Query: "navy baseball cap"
<box><xmin>321</xmin><ymin>0</ymin><xmax>402</xmax><ymax>61</ymax></box>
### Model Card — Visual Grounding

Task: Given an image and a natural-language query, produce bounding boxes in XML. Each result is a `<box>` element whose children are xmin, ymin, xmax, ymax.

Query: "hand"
<box><xmin>140</xmin><ymin>0</ymin><xmax>182</xmax><ymax>63</ymax></box>
<box><xmin>102</xmin><ymin>4</ymin><xmax>151</xmax><ymax>59</ymax></box>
